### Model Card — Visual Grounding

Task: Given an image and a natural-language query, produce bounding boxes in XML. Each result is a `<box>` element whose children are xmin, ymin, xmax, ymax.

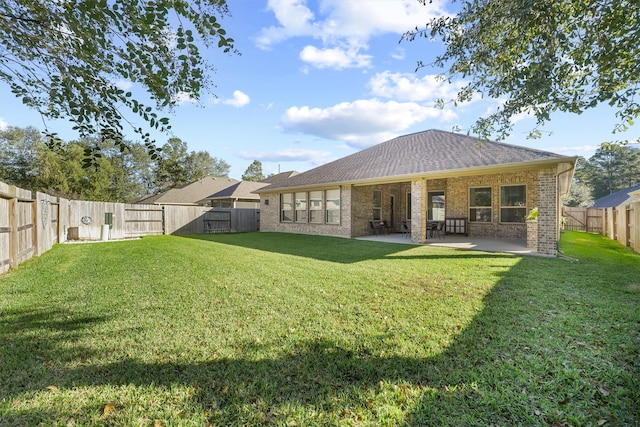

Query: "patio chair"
<box><xmin>369</xmin><ymin>221</ymin><xmax>381</xmax><ymax>235</ymax></box>
<box><xmin>401</xmin><ymin>221</ymin><xmax>410</xmax><ymax>238</ymax></box>
<box><xmin>434</xmin><ymin>221</ymin><xmax>445</xmax><ymax>239</ymax></box>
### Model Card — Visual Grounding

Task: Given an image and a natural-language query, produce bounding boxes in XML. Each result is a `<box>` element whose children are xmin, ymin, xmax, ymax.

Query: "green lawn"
<box><xmin>0</xmin><ymin>231</ymin><xmax>638</xmax><ymax>426</ymax></box>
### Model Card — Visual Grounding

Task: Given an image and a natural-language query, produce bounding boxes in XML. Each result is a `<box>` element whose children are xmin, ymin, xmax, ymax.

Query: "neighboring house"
<box><xmin>260</xmin><ymin>171</ymin><xmax>299</xmax><ymax>185</ymax></box>
<box><xmin>207</xmin><ymin>181</ymin><xmax>269</xmax><ymax>208</ymax></box>
<box><xmin>592</xmin><ymin>184</ymin><xmax>640</xmax><ymax>208</ymax></box>
<box><xmin>133</xmin><ymin>176</ymin><xmax>241</xmax><ymax>206</ymax></box>
<box><xmin>255</xmin><ymin>130</ymin><xmax>577</xmax><ymax>256</ymax></box>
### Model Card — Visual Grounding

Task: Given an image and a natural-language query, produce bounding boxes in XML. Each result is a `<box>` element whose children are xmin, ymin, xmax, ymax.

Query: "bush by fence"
<box><xmin>0</xmin><ymin>180</ymin><xmax>260</xmax><ymax>275</ymax></box>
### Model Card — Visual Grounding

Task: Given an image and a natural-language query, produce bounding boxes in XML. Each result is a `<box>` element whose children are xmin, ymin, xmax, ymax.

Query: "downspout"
<box><xmin>556</xmin><ymin>162</ymin><xmax>577</xmax><ymax>244</ymax></box>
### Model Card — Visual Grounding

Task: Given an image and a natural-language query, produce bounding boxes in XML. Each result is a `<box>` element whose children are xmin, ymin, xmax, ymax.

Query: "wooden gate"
<box><xmin>562</xmin><ymin>207</ymin><xmax>604</xmax><ymax>233</ymax></box>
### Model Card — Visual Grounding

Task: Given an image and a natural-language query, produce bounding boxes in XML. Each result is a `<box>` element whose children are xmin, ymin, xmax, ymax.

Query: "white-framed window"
<box><xmin>406</xmin><ymin>192</ymin><xmax>412</xmax><ymax>220</ymax></box>
<box><xmin>309</xmin><ymin>190</ymin><xmax>323</xmax><ymax>223</ymax></box>
<box><xmin>500</xmin><ymin>185</ymin><xmax>526</xmax><ymax>223</ymax></box>
<box><xmin>469</xmin><ymin>187</ymin><xmax>492</xmax><ymax>222</ymax></box>
<box><xmin>373</xmin><ymin>190</ymin><xmax>382</xmax><ymax>221</ymax></box>
<box><xmin>295</xmin><ymin>192</ymin><xmax>307</xmax><ymax>222</ymax></box>
<box><xmin>325</xmin><ymin>189</ymin><xmax>340</xmax><ymax>224</ymax></box>
<box><xmin>280</xmin><ymin>193</ymin><xmax>293</xmax><ymax>222</ymax></box>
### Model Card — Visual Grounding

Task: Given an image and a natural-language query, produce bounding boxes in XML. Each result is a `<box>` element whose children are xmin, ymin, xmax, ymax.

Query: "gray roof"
<box><xmin>134</xmin><ymin>176</ymin><xmax>239</xmax><ymax>205</ymax></box>
<box><xmin>259</xmin><ymin>171</ymin><xmax>299</xmax><ymax>185</ymax></box>
<box><xmin>257</xmin><ymin>129</ymin><xmax>574</xmax><ymax>192</ymax></box>
<box><xmin>207</xmin><ymin>181</ymin><xmax>268</xmax><ymax>200</ymax></box>
<box><xmin>592</xmin><ymin>184</ymin><xmax>640</xmax><ymax>208</ymax></box>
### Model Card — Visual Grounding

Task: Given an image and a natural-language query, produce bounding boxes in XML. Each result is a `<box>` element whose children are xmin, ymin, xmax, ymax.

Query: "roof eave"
<box><xmin>257</xmin><ymin>157</ymin><xmax>578</xmax><ymax>193</ymax></box>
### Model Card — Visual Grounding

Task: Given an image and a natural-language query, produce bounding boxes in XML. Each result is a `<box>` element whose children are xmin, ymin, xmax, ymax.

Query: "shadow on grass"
<box><xmin>1</xmin><ymin>240</ymin><xmax>637</xmax><ymax>425</ymax></box>
<box><xmin>182</xmin><ymin>232</ymin><xmax>515</xmax><ymax>263</ymax></box>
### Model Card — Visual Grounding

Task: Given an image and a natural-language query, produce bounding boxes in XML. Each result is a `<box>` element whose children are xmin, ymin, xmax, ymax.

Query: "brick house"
<box><xmin>255</xmin><ymin>130</ymin><xmax>576</xmax><ymax>256</ymax></box>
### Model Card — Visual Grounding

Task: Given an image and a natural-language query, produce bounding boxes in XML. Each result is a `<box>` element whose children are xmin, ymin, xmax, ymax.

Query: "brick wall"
<box><xmin>259</xmin><ymin>166</ymin><xmax>561</xmax><ymax>254</ymax></box>
<box><xmin>351</xmin><ymin>183</ymin><xmax>411</xmax><ymax>236</ymax></box>
<box><xmin>258</xmin><ymin>187</ymin><xmax>352</xmax><ymax>238</ymax></box>
<box><xmin>536</xmin><ymin>170</ymin><xmax>558</xmax><ymax>256</ymax></box>
<box><xmin>445</xmin><ymin>170</ymin><xmax>540</xmax><ymax>239</ymax></box>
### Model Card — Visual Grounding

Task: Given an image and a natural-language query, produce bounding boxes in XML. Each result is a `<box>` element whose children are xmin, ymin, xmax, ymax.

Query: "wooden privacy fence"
<box><xmin>562</xmin><ymin>202</ymin><xmax>640</xmax><ymax>254</ymax></box>
<box><xmin>0</xmin><ymin>180</ymin><xmax>261</xmax><ymax>275</ymax></box>
<box><xmin>562</xmin><ymin>207</ymin><xmax>605</xmax><ymax>233</ymax></box>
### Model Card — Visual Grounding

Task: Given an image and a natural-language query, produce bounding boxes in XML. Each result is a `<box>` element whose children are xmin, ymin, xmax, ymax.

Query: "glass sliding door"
<box><xmin>428</xmin><ymin>191</ymin><xmax>445</xmax><ymax>221</ymax></box>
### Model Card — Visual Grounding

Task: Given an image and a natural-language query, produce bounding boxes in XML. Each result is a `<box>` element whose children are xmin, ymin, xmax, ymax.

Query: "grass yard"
<box><xmin>0</xmin><ymin>231</ymin><xmax>638</xmax><ymax>426</ymax></box>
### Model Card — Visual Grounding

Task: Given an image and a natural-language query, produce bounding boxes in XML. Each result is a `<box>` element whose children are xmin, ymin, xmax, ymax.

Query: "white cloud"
<box><xmin>368</xmin><ymin>71</ymin><xmax>464</xmax><ymax>103</ymax></box>
<box><xmin>281</xmin><ymin>98</ymin><xmax>456</xmax><ymax>148</ymax></box>
<box><xmin>115</xmin><ymin>79</ymin><xmax>133</xmax><ymax>91</ymax></box>
<box><xmin>238</xmin><ymin>147</ymin><xmax>334</xmax><ymax>164</ymax></box>
<box><xmin>258</xmin><ymin>0</ymin><xmax>448</xmax><ymax>48</ymax></box>
<box><xmin>0</xmin><ymin>117</ymin><xmax>8</xmax><ymax>130</ymax></box>
<box><xmin>299</xmin><ymin>45</ymin><xmax>372</xmax><ymax>69</ymax></box>
<box><xmin>223</xmin><ymin>90</ymin><xmax>251</xmax><ymax>108</ymax></box>
<box><xmin>173</xmin><ymin>92</ymin><xmax>198</xmax><ymax>105</ymax></box>
<box><xmin>391</xmin><ymin>47</ymin><xmax>406</xmax><ymax>61</ymax></box>
<box><xmin>256</xmin><ymin>0</ymin><xmax>449</xmax><ymax>69</ymax></box>
<box><xmin>211</xmin><ymin>90</ymin><xmax>251</xmax><ymax>108</ymax></box>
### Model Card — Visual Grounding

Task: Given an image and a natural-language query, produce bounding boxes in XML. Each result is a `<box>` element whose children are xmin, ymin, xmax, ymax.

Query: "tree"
<box><xmin>242</xmin><ymin>160</ymin><xmax>265</xmax><ymax>182</ymax></box>
<box><xmin>0</xmin><ymin>0</ymin><xmax>236</xmax><ymax>163</ymax></box>
<box><xmin>154</xmin><ymin>137</ymin><xmax>230</xmax><ymax>192</ymax></box>
<box><xmin>184</xmin><ymin>151</ymin><xmax>230</xmax><ymax>181</ymax></box>
<box><xmin>154</xmin><ymin>137</ymin><xmax>189</xmax><ymax>192</ymax></box>
<box><xmin>586</xmin><ymin>144</ymin><xmax>640</xmax><ymax>199</ymax></box>
<box><xmin>406</xmin><ymin>0</ymin><xmax>640</xmax><ymax>141</ymax></box>
<box><xmin>0</xmin><ymin>126</ymin><xmax>41</xmax><ymax>190</ymax></box>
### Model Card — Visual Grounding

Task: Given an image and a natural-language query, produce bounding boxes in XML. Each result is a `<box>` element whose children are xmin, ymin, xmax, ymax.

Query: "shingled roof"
<box><xmin>257</xmin><ymin>129</ymin><xmax>574</xmax><ymax>192</ymax></box>
<box><xmin>592</xmin><ymin>184</ymin><xmax>640</xmax><ymax>208</ymax></box>
<box><xmin>133</xmin><ymin>176</ymin><xmax>240</xmax><ymax>205</ymax></box>
<box><xmin>207</xmin><ymin>181</ymin><xmax>268</xmax><ymax>201</ymax></box>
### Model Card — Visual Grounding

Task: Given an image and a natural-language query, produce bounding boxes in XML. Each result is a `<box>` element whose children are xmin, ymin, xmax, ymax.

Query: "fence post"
<box><xmin>8</xmin><ymin>186</ymin><xmax>18</xmax><ymax>269</ymax></box>
<box><xmin>32</xmin><ymin>196</ymin><xmax>39</xmax><ymax>256</ymax></box>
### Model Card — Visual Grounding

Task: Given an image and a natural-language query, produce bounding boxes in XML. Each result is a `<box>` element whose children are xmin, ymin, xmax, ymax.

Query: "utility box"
<box><xmin>105</xmin><ymin>212</ymin><xmax>113</xmax><ymax>229</ymax></box>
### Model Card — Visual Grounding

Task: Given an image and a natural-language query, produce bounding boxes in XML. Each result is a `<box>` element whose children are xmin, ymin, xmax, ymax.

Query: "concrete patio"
<box><xmin>355</xmin><ymin>232</ymin><xmax>538</xmax><ymax>256</ymax></box>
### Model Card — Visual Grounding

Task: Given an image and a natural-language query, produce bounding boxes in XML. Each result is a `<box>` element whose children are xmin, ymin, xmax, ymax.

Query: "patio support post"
<box><xmin>411</xmin><ymin>179</ymin><xmax>428</xmax><ymax>243</ymax></box>
<box><xmin>537</xmin><ymin>170</ymin><xmax>558</xmax><ymax>256</ymax></box>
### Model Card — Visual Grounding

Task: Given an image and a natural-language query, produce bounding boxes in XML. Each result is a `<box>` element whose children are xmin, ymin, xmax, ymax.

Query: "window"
<box><xmin>500</xmin><ymin>185</ymin><xmax>526</xmax><ymax>223</ymax></box>
<box><xmin>309</xmin><ymin>190</ymin><xmax>323</xmax><ymax>223</ymax></box>
<box><xmin>325</xmin><ymin>189</ymin><xmax>340</xmax><ymax>224</ymax></box>
<box><xmin>406</xmin><ymin>192</ymin><xmax>412</xmax><ymax>220</ymax></box>
<box><xmin>373</xmin><ymin>190</ymin><xmax>382</xmax><ymax>220</ymax></box>
<box><xmin>280</xmin><ymin>193</ymin><xmax>293</xmax><ymax>222</ymax></box>
<box><xmin>295</xmin><ymin>192</ymin><xmax>307</xmax><ymax>222</ymax></box>
<box><xmin>428</xmin><ymin>191</ymin><xmax>445</xmax><ymax>221</ymax></box>
<box><xmin>469</xmin><ymin>187</ymin><xmax>492</xmax><ymax>222</ymax></box>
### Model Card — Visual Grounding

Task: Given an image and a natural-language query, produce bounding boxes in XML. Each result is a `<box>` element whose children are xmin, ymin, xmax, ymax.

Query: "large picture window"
<box><xmin>280</xmin><ymin>189</ymin><xmax>340</xmax><ymax>225</ymax></box>
<box><xmin>295</xmin><ymin>192</ymin><xmax>307</xmax><ymax>222</ymax></box>
<box><xmin>280</xmin><ymin>193</ymin><xmax>293</xmax><ymax>222</ymax></box>
<box><xmin>309</xmin><ymin>190</ymin><xmax>323</xmax><ymax>223</ymax></box>
<box><xmin>469</xmin><ymin>187</ymin><xmax>492</xmax><ymax>222</ymax></box>
<box><xmin>500</xmin><ymin>185</ymin><xmax>526</xmax><ymax>223</ymax></box>
<box><xmin>325</xmin><ymin>189</ymin><xmax>340</xmax><ymax>224</ymax></box>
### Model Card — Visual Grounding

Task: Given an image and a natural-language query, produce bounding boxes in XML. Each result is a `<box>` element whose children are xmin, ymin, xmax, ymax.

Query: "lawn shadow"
<box><xmin>1</xmin><ymin>249</ymin><xmax>637</xmax><ymax>425</ymax></box>
<box><xmin>182</xmin><ymin>232</ymin><xmax>515</xmax><ymax>263</ymax></box>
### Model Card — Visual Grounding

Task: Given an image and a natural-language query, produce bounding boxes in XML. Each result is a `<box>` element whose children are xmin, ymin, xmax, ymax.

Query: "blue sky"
<box><xmin>1</xmin><ymin>0</ymin><xmax>638</xmax><ymax>179</ymax></box>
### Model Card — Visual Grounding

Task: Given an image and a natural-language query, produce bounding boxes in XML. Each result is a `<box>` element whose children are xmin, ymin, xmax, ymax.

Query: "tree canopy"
<box><xmin>242</xmin><ymin>160</ymin><xmax>265</xmax><ymax>182</ymax></box>
<box><xmin>406</xmin><ymin>0</ymin><xmax>639</xmax><ymax>141</ymax></box>
<box><xmin>0</xmin><ymin>126</ymin><xmax>230</xmax><ymax>201</ymax></box>
<box><xmin>580</xmin><ymin>144</ymin><xmax>640</xmax><ymax>199</ymax></box>
<box><xmin>0</xmin><ymin>0</ymin><xmax>236</xmax><ymax>163</ymax></box>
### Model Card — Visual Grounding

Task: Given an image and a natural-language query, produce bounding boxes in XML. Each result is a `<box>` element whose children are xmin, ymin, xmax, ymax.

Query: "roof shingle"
<box><xmin>258</xmin><ymin>130</ymin><xmax>573</xmax><ymax>192</ymax></box>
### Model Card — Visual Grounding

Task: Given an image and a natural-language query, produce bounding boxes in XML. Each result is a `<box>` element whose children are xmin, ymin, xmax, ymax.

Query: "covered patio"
<box><xmin>355</xmin><ymin>233</ymin><xmax>538</xmax><ymax>256</ymax></box>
